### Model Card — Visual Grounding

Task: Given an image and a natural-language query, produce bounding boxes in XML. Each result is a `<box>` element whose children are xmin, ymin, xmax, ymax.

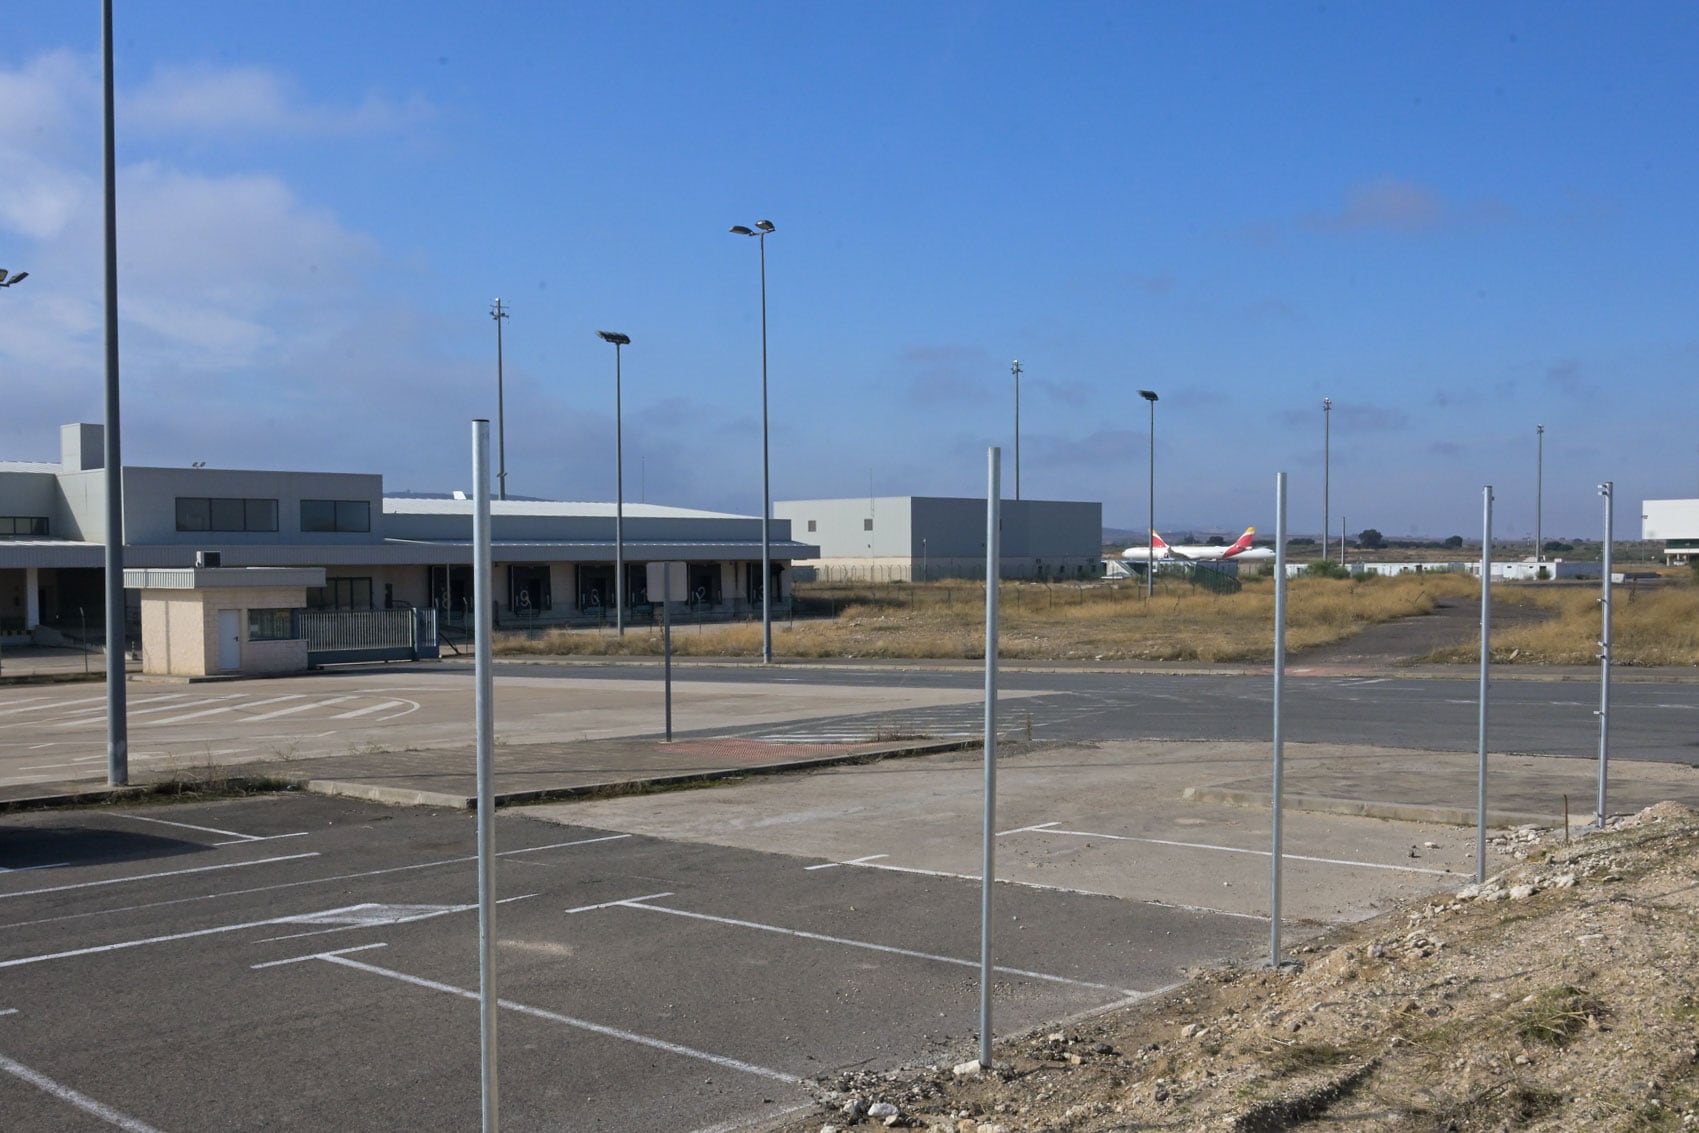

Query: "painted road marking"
<box><xmin>577</xmin><ymin>894</ymin><xmax>1138</xmax><ymax>995</ymax></box>
<box><xmin>0</xmin><ymin>694</ymin><xmax>109</xmax><ymax>717</ymax></box>
<box><xmin>255</xmin><ymin>895</ymin><xmax>535</xmax><ymax>944</ymax></box>
<box><xmin>54</xmin><ymin>693</ymin><xmax>192</xmax><ymax>720</ymax></box>
<box><xmin>0</xmin><ymin>834</ymin><xmax>632</xmax><ymax>934</ymax></box>
<box><xmin>1010</xmin><ymin>821</ymin><xmax>1455</xmax><ymax>876</ymax></box>
<box><xmin>0</xmin><ymin>853</ymin><xmax>319</xmax><ymax>901</ymax></box>
<box><xmin>138</xmin><ymin>695</ymin><xmax>262</xmax><ymax>726</ymax></box>
<box><xmin>0</xmin><ymin>1051</ymin><xmax>163</xmax><ymax>1132</ymax></box>
<box><xmin>243</xmin><ymin>695</ymin><xmax>358</xmax><ymax>722</ymax></box>
<box><xmin>805</xmin><ymin>854</ymin><xmax>1269</xmax><ymax>921</ymax></box>
<box><xmin>294</xmin><ymin>951</ymin><xmax>804</xmax><ymax>1085</ymax></box>
<box><xmin>330</xmin><ymin>700</ymin><xmax>406</xmax><ymax>720</ymax></box>
<box><xmin>112</xmin><ymin>812</ymin><xmax>307</xmax><ymax>844</ymax></box>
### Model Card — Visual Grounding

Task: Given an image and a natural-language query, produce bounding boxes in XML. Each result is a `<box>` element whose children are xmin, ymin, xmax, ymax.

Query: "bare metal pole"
<box><xmin>471</xmin><ymin>419</ymin><xmax>499</xmax><ymax>1133</ymax></box>
<box><xmin>1534</xmin><ymin>425</ymin><xmax>1543</xmax><ymax>562</ymax></box>
<box><xmin>1477</xmin><ymin>486</ymin><xmax>1493</xmax><ymax>883</ymax></box>
<box><xmin>615</xmin><ymin>341</ymin><xmax>624</xmax><ymax>638</ymax></box>
<box><xmin>758</xmin><ymin>229</ymin><xmax>773</xmax><ymax>664</ymax></box>
<box><xmin>1321</xmin><ymin>398</ymin><xmax>1331</xmax><ymax>563</ymax></box>
<box><xmin>978</xmin><ymin>446</ymin><xmax>1001</xmax><ymax>1068</ymax></box>
<box><xmin>1269</xmin><ymin>472</ymin><xmax>1287</xmax><ymax>967</ymax></box>
<box><xmin>1140</xmin><ymin>389</ymin><xmax>1158</xmax><ymax>600</ymax></box>
<box><xmin>492</xmin><ymin>300</ymin><xmax>509</xmax><ymax>501</ymax></box>
<box><xmin>1011</xmin><ymin>360</ymin><xmax>1022</xmax><ymax>501</ymax></box>
<box><xmin>101</xmin><ymin>0</ymin><xmax>128</xmax><ymax>787</ymax></box>
<box><xmin>1597</xmin><ymin>481</ymin><xmax>1613</xmax><ymax>827</ymax></box>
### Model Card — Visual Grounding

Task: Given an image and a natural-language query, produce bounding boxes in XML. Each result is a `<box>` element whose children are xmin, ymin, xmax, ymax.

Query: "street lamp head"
<box><xmin>0</xmin><ymin>269</ymin><xmax>27</xmax><ymax>287</ymax></box>
<box><xmin>1537</xmin><ymin>423</ymin><xmax>1544</xmax><ymax>433</ymax></box>
<box><xmin>1323</xmin><ymin>397</ymin><xmax>1331</xmax><ymax>411</ymax></box>
<box><xmin>754</xmin><ymin>219</ymin><xmax>775</xmax><ymax>233</ymax></box>
<box><xmin>728</xmin><ymin>225</ymin><xmax>755</xmax><ymax>236</ymax></box>
<box><xmin>596</xmin><ymin>330</ymin><xmax>630</xmax><ymax>346</ymax></box>
<box><xmin>1138</xmin><ymin>389</ymin><xmax>1158</xmax><ymax>402</ymax></box>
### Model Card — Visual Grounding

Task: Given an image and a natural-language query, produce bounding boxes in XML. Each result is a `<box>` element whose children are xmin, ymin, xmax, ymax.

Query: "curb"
<box><xmin>304</xmin><ymin>737</ymin><xmax>980</xmax><ymax>811</ymax></box>
<box><xmin>1183</xmin><ymin>785</ymin><xmax>1571</xmax><ymax>829</ymax></box>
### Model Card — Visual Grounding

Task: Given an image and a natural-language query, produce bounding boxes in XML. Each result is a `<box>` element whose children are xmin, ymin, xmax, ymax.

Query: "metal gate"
<box><xmin>303</xmin><ymin>608</ymin><xmax>438</xmax><ymax>667</ymax></box>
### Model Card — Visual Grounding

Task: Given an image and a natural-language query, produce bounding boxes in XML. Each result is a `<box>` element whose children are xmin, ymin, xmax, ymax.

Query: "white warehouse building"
<box><xmin>1642</xmin><ymin>498</ymin><xmax>1699</xmax><ymax>565</ymax></box>
<box><xmin>0</xmin><ymin>423</ymin><xmax>816</xmax><ymax>640</ymax></box>
<box><xmin>774</xmin><ymin>496</ymin><xmax>1102</xmax><ymax>582</ymax></box>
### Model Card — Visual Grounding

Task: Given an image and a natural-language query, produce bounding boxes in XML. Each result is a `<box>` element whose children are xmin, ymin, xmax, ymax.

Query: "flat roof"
<box><xmin>384</xmin><ymin>498</ymin><xmax>749</xmax><ymax>520</ymax></box>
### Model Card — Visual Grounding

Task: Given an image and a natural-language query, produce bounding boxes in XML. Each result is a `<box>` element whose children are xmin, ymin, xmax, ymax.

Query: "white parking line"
<box><xmin>1013</xmin><ymin>822</ymin><xmax>1455</xmax><ymax>876</ymax></box>
<box><xmin>139</xmin><ymin>696</ymin><xmax>262</xmax><ymax>726</ymax></box>
<box><xmin>0</xmin><ymin>853</ymin><xmax>319</xmax><ymax>901</ymax></box>
<box><xmin>579</xmin><ymin>894</ymin><xmax>1138</xmax><ymax>995</ymax></box>
<box><xmin>244</xmin><ymin>696</ymin><xmax>357</xmax><ymax>722</ymax></box>
<box><xmin>0</xmin><ymin>694</ymin><xmax>108</xmax><ymax>717</ymax></box>
<box><xmin>0</xmin><ymin>1051</ymin><xmax>163</xmax><ymax>1132</ymax></box>
<box><xmin>301</xmin><ymin>951</ymin><xmax>804</xmax><ymax>1085</ymax></box>
<box><xmin>109</xmin><ymin>812</ymin><xmax>309</xmax><ymax>845</ymax></box>
<box><xmin>0</xmin><ymin>834</ymin><xmax>632</xmax><ymax>934</ymax></box>
<box><xmin>55</xmin><ymin>693</ymin><xmax>192</xmax><ymax>721</ymax></box>
<box><xmin>330</xmin><ymin>700</ymin><xmax>405</xmax><ymax>720</ymax></box>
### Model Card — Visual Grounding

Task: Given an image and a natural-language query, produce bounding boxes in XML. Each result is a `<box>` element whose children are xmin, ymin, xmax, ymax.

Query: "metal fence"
<box><xmin>303</xmin><ymin>608</ymin><xmax>437</xmax><ymax>666</ymax></box>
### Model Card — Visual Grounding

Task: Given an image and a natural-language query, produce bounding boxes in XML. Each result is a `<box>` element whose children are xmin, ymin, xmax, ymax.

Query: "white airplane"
<box><xmin>1121</xmin><ymin>526</ymin><xmax>1276</xmax><ymax>563</ymax></box>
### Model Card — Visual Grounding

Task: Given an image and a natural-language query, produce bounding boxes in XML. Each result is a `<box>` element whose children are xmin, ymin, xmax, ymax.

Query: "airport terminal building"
<box><xmin>0</xmin><ymin>423</ymin><xmax>816</xmax><ymax>639</ymax></box>
<box><xmin>775</xmin><ymin>495</ymin><xmax>1102</xmax><ymax>582</ymax></box>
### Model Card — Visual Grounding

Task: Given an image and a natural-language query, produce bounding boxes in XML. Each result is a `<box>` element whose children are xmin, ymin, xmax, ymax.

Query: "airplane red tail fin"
<box><xmin>1150</xmin><ymin>531</ymin><xmax>1170</xmax><ymax>550</ymax></box>
<box><xmin>1222</xmin><ymin>526</ymin><xmax>1257</xmax><ymax>557</ymax></box>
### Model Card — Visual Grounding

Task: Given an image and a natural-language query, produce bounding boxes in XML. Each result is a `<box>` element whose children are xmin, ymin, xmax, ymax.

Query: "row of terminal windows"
<box><xmin>175</xmin><ymin>498</ymin><xmax>370</xmax><ymax>534</ymax></box>
<box><xmin>0</xmin><ymin>516</ymin><xmax>49</xmax><ymax>538</ymax></box>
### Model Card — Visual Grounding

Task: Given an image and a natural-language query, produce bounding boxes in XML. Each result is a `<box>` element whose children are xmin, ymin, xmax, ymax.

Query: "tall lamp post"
<box><xmin>101</xmin><ymin>0</ymin><xmax>129</xmax><ymax>788</ymax></box>
<box><xmin>1321</xmin><ymin>397</ymin><xmax>1332</xmax><ymax>563</ymax></box>
<box><xmin>492</xmin><ymin>299</ymin><xmax>509</xmax><ymax>500</ymax></box>
<box><xmin>1140</xmin><ymin>389</ymin><xmax>1159</xmax><ymax>600</ymax></box>
<box><xmin>1011</xmin><ymin>360</ymin><xmax>1023</xmax><ymax>501</ymax></box>
<box><xmin>597</xmin><ymin>331</ymin><xmax>630</xmax><ymax>636</ymax></box>
<box><xmin>729</xmin><ymin>219</ymin><xmax>776</xmax><ymax>663</ymax></box>
<box><xmin>1535</xmin><ymin>424</ymin><xmax>1544</xmax><ymax>562</ymax></box>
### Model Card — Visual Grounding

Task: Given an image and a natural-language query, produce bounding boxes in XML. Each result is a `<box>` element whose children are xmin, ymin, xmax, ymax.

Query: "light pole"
<box><xmin>1011</xmin><ymin>360</ymin><xmax>1022</xmax><ymax>501</ymax></box>
<box><xmin>492</xmin><ymin>299</ymin><xmax>509</xmax><ymax>500</ymax></box>
<box><xmin>0</xmin><ymin>269</ymin><xmax>28</xmax><ymax>288</ymax></box>
<box><xmin>1535</xmin><ymin>424</ymin><xmax>1544</xmax><ymax>562</ymax></box>
<box><xmin>729</xmin><ymin>219</ymin><xmax>776</xmax><ymax>663</ymax></box>
<box><xmin>1321</xmin><ymin>397</ymin><xmax>1331</xmax><ymax>562</ymax></box>
<box><xmin>102</xmin><ymin>0</ymin><xmax>128</xmax><ymax>788</ymax></box>
<box><xmin>1140</xmin><ymin>389</ymin><xmax>1158</xmax><ymax>600</ymax></box>
<box><xmin>597</xmin><ymin>330</ymin><xmax>630</xmax><ymax>636</ymax></box>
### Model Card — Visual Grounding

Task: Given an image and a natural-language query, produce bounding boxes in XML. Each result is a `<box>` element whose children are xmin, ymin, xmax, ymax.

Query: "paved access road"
<box><xmin>0</xmin><ymin>792</ymin><xmax>1270</xmax><ymax>1132</ymax></box>
<box><xmin>479</xmin><ymin>662</ymin><xmax>1699</xmax><ymax>763</ymax></box>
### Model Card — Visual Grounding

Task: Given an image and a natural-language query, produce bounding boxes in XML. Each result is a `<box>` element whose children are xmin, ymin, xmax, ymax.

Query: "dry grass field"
<box><xmin>496</xmin><ymin>573</ymin><xmax>1489</xmax><ymax>663</ymax></box>
<box><xmin>1425</xmin><ymin>581</ymin><xmax>1699</xmax><ymax>666</ymax></box>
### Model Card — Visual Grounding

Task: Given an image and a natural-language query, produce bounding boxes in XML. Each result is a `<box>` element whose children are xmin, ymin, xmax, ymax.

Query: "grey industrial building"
<box><xmin>0</xmin><ymin>423</ymin><xmax>816</xmax><ymax>639</ymax></box>
<box><xmin>774</xmin><ymin>496</ymin><xmax>1102</xmax><ymax>582</ymax></box>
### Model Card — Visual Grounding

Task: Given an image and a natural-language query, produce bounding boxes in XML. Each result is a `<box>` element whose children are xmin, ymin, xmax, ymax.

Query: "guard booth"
<box><xmin>125</xmin><ymin>566</ymin><xmax>325</xmax><ymax>678</ymax></box>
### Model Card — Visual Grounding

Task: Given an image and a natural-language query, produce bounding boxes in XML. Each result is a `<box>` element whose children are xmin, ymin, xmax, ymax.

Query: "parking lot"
<box><xmin>2</xmin><ymin>788</ymin><xmax>1284</xmax><ymax>1131</ymax></box>
<box><xmin>4</xmin><ymin>658</ymin><xmax>1699</xmax><ymax>1129</ymax></box>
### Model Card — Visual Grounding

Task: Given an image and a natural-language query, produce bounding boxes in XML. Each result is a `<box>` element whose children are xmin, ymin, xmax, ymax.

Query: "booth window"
<box><xmin>247</xmin><ymin>608</ymin><xmax>299</xmax><ymax>641</ymax></box>
<box><xmin>301</xmin><ymin>499</ymin><xmax>371</xmax><ymax>533</ymax></box>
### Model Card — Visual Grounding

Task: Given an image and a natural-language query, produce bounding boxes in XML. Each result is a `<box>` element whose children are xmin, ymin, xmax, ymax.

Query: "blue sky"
<box><xmin>3</xmin><ymin>2</ymin><xmax>1696</xmax><ymax>541</ymax></box>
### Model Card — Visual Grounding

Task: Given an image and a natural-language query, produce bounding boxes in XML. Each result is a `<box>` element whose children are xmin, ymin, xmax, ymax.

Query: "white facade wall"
<box><xmin>1642</xmin><ymin>498</ymin><xmax>1699</xmax><ymax>563</ymax></box>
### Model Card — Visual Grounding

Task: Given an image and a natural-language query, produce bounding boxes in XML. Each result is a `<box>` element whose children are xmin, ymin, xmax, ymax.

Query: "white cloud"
<box><xmin>129</xmin><ymin>64</ymin><xmax>431</xmax><ymax>137</ymax></box>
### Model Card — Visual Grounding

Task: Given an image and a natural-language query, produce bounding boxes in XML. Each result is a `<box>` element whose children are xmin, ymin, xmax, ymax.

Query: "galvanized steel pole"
<box><xmin>1011</xmin><ymin>360</ymin><xmax>1022</xmax><ymax>501</ymax></box>
<box><xmin>758</xmin><ymin>228</ymin><xmax>773</xmax><ymax>664</ymax></box>
<box><xmin>1534</xmin><ymin>425</ymin><xmax>1543</xmax><ymax>562</ymax></box>
<box><xmin>101</xmin><ymin>0</ymin><xmax>128</xmax><ymax>787</ymax></box>
<box><xmin>472</xmin><ymin>420</ymin><xmax>499</xmax><ymax>1132</ymax></box>
<box><xmin>1477</xmin><ymin>486</ymin><xmax>1493</xmax><ymax>883</ymax></box>
<box><xmin>978</xmin><ymin>446</ymin><xmax>1001</xmax><ymax>1068</ymax></box>
<box><xmin>492</xmin><ymin>299</ymin><xmax>509</xmax><ymax>501</ymax></box>
<box><xmin>1321</xmin><ymin>398</ymin><xmax>1331</xmax><ymax>563</ymax></box>
<box><xmin>1140</xmin><ymin>390</ymin><xmax>1158</xmax><ymax>600</ymax></box>
<box><xmin>1269</xmin><ymin>472</ymin><xmax>1287</xmax><ymax>967</ymax></box>
<box><xmin>1597</xmin><ymin>482</ymin><xmax>1613</xmax><ymax>827</ymax></box>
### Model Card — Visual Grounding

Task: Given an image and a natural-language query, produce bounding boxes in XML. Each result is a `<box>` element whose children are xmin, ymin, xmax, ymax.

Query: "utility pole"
<box><xmin>491</xmin><ymin>299</ymin><xmax>509</xmax><ymax>501</ymax></box>
<box><xmin>1011</xmin><ymin>360</ymin><xmax>1022</xmax><ymax>501</ymax></box>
